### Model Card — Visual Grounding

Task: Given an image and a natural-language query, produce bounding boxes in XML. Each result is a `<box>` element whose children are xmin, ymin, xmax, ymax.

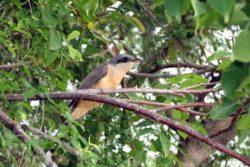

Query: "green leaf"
<box><xmin>67</xmin><ymin>30</ymin><xmax>81</xmax><ymax>42</ymax></box>
<box><xmin>222</xmin><ymin>62</ymin><xmax>249</xmax><ymax>96</ymax></box>
<box><xmin>236</xmin><ymin>114</ymin><xmax>250</xmax><ymax>130</ymax></box>
<box><xmin>68</xmin><ymin>45</ymin><xmax>83</xmax><ymax>61</ymax></box>
<box><xmin>194</xmin><ymin>9</ymin><xmax>221</xmax><ymax>30</ymax></box>
<box><xmin>124</xmin><ymin>16</ymin><xmax>145</xmax><ymax>33</ymax></box>
<box><xmin>172</xmin><ymin>110</ymin><xmax>189</xmax><ymax>120</ymax></box>
<box><xmin>159</xmin><ymin>131</ymin><xmax>170</xmax><ymax>157</ymax></box>
<box><xmin>208</xmin><ymin>0</ymin><xmax>235</xmax><ymax>22</ymax></box>
<box><xmin>191</xmin><ymin>0</ymin><xmax>207</xmax><ymax>16</ymax></box>
<box><xmin>71</xmin><ymin>137</ymin><xmax>81</xmax><ymax>148</ymax></box>
<box><xmin>45</xmin><ymin>50</ymin><xmax>58</xmax><ymax>66</ymax></box>
<box><xmin>216</xmin><ymin>59</ymin><xmax>232</xmax><ymax>70</ymax></box>
<box><xmin>237</xmin><ymin>129</ymin><xmax>250</xmax><ymax>144</ymax></box>
<box><xmin>232</xmin><ymin>29</ymin><xmax>250</xmax><ymax>63</ymax></box>
<box><xmin>177</xmin><ymin>131</ymin><xmax>188</xmax><ymax>139</ymax></box>
<box><xmin>207</xmin><ymin>51</ymin><xmax>231</xmax><ymax>62</ymax></box>
<box><xmin>230</xmin><ymin>9</ymin><xmax>249</xmax><ymax>26</ymax></box>
<box><xmin>153</xmin><ymin>0</ymin><xmax>164</xmax><ymax>9</ymax></box>
<box><xmin>190</xmin><ymin>122</ymin><xmax>208</xmax><ymax>135</ymax></box>
<box><xmin>164</xmin><ymin>0</ymin><xmax>190</xmax><ymax>22</ymax></box>
<box><xmin>84</xmin><ymin>0</ymin><xmax>99</xmax><ymax>16</ymax></box>
<box><xmin>49</xmin><ymin>28</ymin><xmax>62</xmax><ymax>51</ymax></box>
<box><xmin>209</xmin><ymin>98</ymin><xmax>239</xmax><ymax>120</ymax></box>
<box><xmin>57</xmin><ymin>125</ymin><xmax>69</xmax><ymax>138</ymax></box>
<box><xmin>20</xmin><ymin>78</ymin><xmax>32</xmax><ymax>88</ymax></box>
<box><xmin>136</xmin><ymin>128</ymin><xmax>154</xmax><ymax>137</ymax></box>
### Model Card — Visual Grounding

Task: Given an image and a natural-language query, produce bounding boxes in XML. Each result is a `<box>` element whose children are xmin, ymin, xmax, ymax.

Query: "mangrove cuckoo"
<box><xmin>70</xmin><ymin>54</ymin><xmax>139</xmax><ymax>120</ymax></box>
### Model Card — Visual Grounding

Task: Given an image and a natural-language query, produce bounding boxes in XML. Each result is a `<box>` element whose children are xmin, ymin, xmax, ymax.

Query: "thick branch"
<box><xmin>3</xmin><ymin>88</ymin><xmax>217</xmax><ymax>102</ymax></box>
<box><xmin>2</xmin><ymin>92</ymin><xmax>250</xmax><ymax>165</ymax></box>
<box><xmin>0</xmin><ymin>108</ymin><xmax>58</xmax><ymax>167</ymax></box>
<box><xmin>0</xmin><ymin>110</ymin><xmax>30</xmax><ymax>142</ymax></box>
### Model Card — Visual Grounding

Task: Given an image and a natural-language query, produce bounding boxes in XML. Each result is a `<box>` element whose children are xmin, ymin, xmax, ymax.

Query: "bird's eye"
<box><xmin>117</xmin><ymin>57</ymin><xmax>128</xmax><ymax>63</ymax></box>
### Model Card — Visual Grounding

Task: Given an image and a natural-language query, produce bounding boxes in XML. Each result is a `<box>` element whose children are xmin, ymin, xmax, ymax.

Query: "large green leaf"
<box><xmin>124</xmin><ymin>16</ymin><xmax>145</xmax><ymax>33</ymax></box>
<box><xmin>49</xmin><ymin>27</ymin><xmax>62</xmax><ymax>51</ymax></box>
<box><xmin>236</xmin><ymin>114</ymin><xmax>250</xmax><ymax>130</ymax></box>
<box><xmin>191</xmin><ymin>0</ymin><xmax>207</xmax><ymax>16</ymax></box>
<box><xmin>164</xmin><ymin>0</ymin><xmax>190</xmax><ymax>22</ymax></box>
<box><xmin>209</xmin><ymin>98</ymin><xmax>239</xmax><ymax>120</ymax></box>
<box><xmin>207</xmin><ymin>50</ymin><xmax>231</xmax><ymax>62</ymax></box>
<box><xmin>84</xmin><ymin>0</ymin><xmax>99</xmax><ymax>16</ymax></box>
<box><xmin>68</xmin><ymin>45</ymin><xmax>83</xmax><ymax>61</ymax></box>
<box><xmin>67</xmin><ymin>30</ymin><xmax>81</xmax><ymax>42</ymax></box>
<box><xmin>208</xmin><ymin>0</ymin><xmax>235</xmax><ymax>22</ymax></box>
<box><xmin>221</xmin><ymin>62</ymin><xmax>249</xmax><ymax>96</ymax></box>
<box><xmin>159</xmin><ymin>131</ymin><xmax>170</xmax><ymax>157</ymax></box>
<box><xmin>232</xmin><ymin>29</ymin><xmax>250</xmax><ymax>63</ymax></box>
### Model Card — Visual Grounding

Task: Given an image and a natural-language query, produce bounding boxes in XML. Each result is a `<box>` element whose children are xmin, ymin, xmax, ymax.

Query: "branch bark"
<box><xmin>23</xmin><ymin>125</ymin><xmax>81</xmax><ymax>157</ymax></box>
<box><xmin>128</xmin><ymin>66</ymin><xmax>216</xmax><ymax>79</ymax></box>
<box><xmin>0</xmin><ymin>62</ymin><xmax>31</xmax><ymax>71</ymax></box>
<box><xmin>2</xmin><ymin>92</ymin><xmax>250</xmax><ymax>165</ymax></box>
<box><xmin>153</xmin><ymin>102</ymin><xmax>212</xmax><ymax>113</ymax></box>
<box><xmin>121</xmin><ymin>99</ymin><xmax>208</xmax><ymax>116</ymax></box>
<box><xmin>3</xmin><ymin>88</ymin><xmax>217</xmax><ymax>102</ymax></box>
<box><xmin>0</xmin><ymin>108</ymin><xmax>58</xmax><ymax>167</ymax></box>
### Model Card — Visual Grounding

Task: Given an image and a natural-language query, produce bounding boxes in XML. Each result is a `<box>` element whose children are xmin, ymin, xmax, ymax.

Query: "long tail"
<box><xmin>71</xmin><ymin>100</ymin><xmax>100</xmax><ymax>120</ymax></box>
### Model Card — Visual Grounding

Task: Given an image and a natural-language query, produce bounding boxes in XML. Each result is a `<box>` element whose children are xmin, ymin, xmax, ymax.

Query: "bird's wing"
<box><xmin>69</xmin><ymin>64</ymin><xmax>108</xmax><ymax>109</ymax></box>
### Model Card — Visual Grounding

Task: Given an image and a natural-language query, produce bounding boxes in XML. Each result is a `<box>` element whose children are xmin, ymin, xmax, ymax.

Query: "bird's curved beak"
<box><xmin>131</xmin><ymin>57</ymin><xmax>142</xmax><ymax>63</ymax></box>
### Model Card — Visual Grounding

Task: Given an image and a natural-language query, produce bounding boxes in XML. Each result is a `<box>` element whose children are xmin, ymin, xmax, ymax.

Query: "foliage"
<box><xmin>0</xmin><ymin>0</ymin><xmax>250</xmax><ymax>166</ymax></box>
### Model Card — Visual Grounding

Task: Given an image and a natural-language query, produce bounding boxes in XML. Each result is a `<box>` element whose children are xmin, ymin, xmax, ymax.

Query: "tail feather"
<box><xmin>71</xmin><ymin>100</ymin><xmax>100</xmax><ymax>119</ymax></box>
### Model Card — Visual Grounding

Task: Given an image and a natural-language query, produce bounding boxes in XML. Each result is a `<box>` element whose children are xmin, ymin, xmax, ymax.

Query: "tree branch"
<box><xmin>0</xmin><ymin>108</ymin><xmax>58</xmax><ymax>167</ymax></box>
<box><xmin>22</xmin><ymin>125</ymin><xmax>81</xmax><ymax>157</ymax></box>
<box><xmin>153</xmin><ymin>102</ymin><xmax>212</xmax><ymax>113</ymax></box>
<box><xmin>0</xmin><ymin>62</ymin><xmax>31</xmax><ymax>71</ymax></box>
<box><xmin>151</xmin><ymin>63</ymin><xmax>211</xmax><ymax>72</ymax></box>
<box><xmin>2</xmin><ymin>92</ymin><xmax>250</xmax><ymax>165</ymax></box>
<box><xmin>121</xmin><ymin>99</ymin><xmax>208</xmax><ymax>116</ymax></box>
<box><xmin>0</xmin><ymin>110</ymin><xmax>30</xmax><ymax>143</ymax></box>
<box><xmin>3</xmin><ymin>88</ymin><xmax>218</xmax><ymax>102</ymax></box>
<box><xmin>183</xmin><ymin>81</ymin><xmax>219</xmax><ymax>90</ymax></box>
<box><xmin>128</xmin><ymin>66</ymin><xmax>216</xmax><ymax>78</ymax></box>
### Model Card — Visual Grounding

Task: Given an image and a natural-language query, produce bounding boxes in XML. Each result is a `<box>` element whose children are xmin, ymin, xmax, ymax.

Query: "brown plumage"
<box><xmin>70</xmin><ymin>54</ymin><xmax>139</xmax><ymax>120</ymax></box>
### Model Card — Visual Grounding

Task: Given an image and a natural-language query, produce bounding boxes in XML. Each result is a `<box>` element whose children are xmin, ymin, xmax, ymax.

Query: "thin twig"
<box><xmin>175</xmin><ymin>108</ymin><xmax>207</xmax><ymax>116</ymax></box>
<box><xmin>0</xmin><ymin>63</ymin><xmax>21</xmax><ymax>71</ymax></box>
<box><xmin>121</xmin><ymin>99</ymin><xmax>208</xmax><ymax>116</ymax></box>
<box><xmin>152</xmin><ymin>63</ymin><xmax>210</xmax><ymax>71</ymax></box>
<box><xmin>183</xmin><ymin>81</ymin><xmax>219</xmax><ymax>90</ymax></box>
<box><xmin>128</xmin><ymin>66</ymin><xmax>216</xmax><ymax>79</ymax></box>
<box><xmin>23</xmin><ymin>125</ymin><xmax>81</xmax><ymax>157</ymax></box>
<box><xmin>0</xmin><ymin>62</ymin><xmax>31</xmax><ymax>71</ymax></box>
<box><xmin>153</xmin><ymin>102</ymin><xmax>212</xmax><ymax>113</ymax></box>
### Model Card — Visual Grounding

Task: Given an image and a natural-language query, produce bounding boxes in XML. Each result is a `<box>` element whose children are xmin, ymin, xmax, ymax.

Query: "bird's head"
<box><xmin>108</xmin><ymin>54</ymin><xmax>140</xmax><ymax>73</ymax></box>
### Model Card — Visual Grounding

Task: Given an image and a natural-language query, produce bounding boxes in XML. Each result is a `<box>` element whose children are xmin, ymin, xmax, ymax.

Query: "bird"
<box><xmin>69</xmin><ymin>54</ymin><xmax>140</xmax><ymax>120</ymax></box>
